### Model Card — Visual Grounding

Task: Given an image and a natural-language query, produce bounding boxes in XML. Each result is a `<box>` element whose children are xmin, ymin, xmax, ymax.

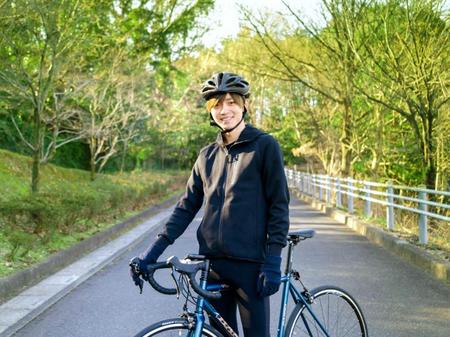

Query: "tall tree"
<box><xmin>0</xmin><ymin>0</ymin><xmax>87</xmax><ymax>193</ymax></box>
<box><xmin>239</xmin><ymin>0</ymin><xmax>371</xmax><ymax>176</ymax></box>
<box><xmin>352</xmin><ymin>0</ymin><xmax>449</xmax><ymax>188</ymax></box>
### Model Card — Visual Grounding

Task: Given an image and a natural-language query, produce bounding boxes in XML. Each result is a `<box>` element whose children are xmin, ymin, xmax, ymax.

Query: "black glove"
<box><xmin>257</xmin><ymin>255</ymin><xmax>282</xmax><ymax>297</ymax></box>
<box><xmin>129</xmin><ymin>257</ymin><xmax>146</xmax><ymax>293</ymax></box>
<box><xmin>129</xmin><ymin>235</ymin><xmax>171</xmax><ymax>293</ymax></box>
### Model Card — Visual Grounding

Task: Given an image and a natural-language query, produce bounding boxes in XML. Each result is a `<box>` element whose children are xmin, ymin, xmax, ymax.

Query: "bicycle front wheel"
<box><xmin>133</xmin><ymin>318</ymin><xmax>224</xmax><ymax>337</ymax></box>
<box><xmin>285</xmin><ymin>286</ymin><xmax>368</xmax><ymax>337</ymax></box>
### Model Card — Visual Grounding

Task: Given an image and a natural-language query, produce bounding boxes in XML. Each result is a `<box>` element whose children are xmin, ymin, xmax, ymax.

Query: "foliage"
<box><xmin>0</xmin><ymin>0</ymin><xmax>214</xmax><ymax>190</ymax></box>
<box><xmin>0</xmin><ymin>0</ymin><xmax>90</xmax><ymax>193</ymax></box>
<box><xmin>0</xmin><ymin>0</ymin><xmax>448</xmax><ymax>274</ymax></box>
<box><xmin>352</xmin><ymin>0</ymin><xmax>449</xmax><ymax>189</ymax></box>
<box><xmin>203</xmin><ymin>0</ymin><xmax>449</xmax><ymax>190</ymax></box>
<box><xmin>0</xmin><ymin>148</ymin><xmax>188</xmax><ymax>273</ymax></box>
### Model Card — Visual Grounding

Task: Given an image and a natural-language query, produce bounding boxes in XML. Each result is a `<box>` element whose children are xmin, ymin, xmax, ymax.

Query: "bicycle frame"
<box><xmin>276</xmin><ymin>240</ymin><xmax>331</xmax><ymax>337</ymax></box>
<box><xmin>189</xmin><ymin>241</ymin><xmax>331</xmax><ymax>337</ymax></box>
<box><xmin>277</xmin><ymin>273</ymin><xmax>331</xmax><ymax>337</ymax></box>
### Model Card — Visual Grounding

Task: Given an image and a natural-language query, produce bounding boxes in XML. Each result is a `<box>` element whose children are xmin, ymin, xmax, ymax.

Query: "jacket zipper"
<box><xmin>217</xmin><ymin>141</ymin><xmax>244</xmax><ymax>251</ymax></box>
<box><xmin>218</xmin><ymin>146</ymin><xmax>228</xmax><ymax>251</ymax></box>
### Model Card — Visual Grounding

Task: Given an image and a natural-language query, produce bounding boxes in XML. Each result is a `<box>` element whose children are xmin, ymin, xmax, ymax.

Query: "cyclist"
<box><xmin>130</xmin><ymin>72</ymin><xmax>290</xmax><ymax>337</ymax></box>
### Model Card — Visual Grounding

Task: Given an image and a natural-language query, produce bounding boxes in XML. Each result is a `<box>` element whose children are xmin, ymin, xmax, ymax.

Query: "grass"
<box><xmin>0</xmin><ymin>149</ymin><xmax>189</xmax><ymax>278</ymax></box>
<box><xmin>352</xmin><ymin>199</ymin><xmax>449</xmax><ymax>261</ymax></box>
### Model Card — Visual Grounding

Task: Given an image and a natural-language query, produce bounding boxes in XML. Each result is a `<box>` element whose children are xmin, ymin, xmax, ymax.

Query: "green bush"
<box><xmin>0</xmin><ymin>171</ymin><xmax>188</xmax><ymax>267</ymax></box>
<box><xmin>0</xmin><ymin>148</ymin><xmax>188</xmax><ymax>273</ymax></box>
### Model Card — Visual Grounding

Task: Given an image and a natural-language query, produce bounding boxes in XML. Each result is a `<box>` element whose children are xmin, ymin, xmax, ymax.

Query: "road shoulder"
<box><xmin>0</xmin><ymin>201</ymin><xmax>175</xmax><ymax>337</ymax></box>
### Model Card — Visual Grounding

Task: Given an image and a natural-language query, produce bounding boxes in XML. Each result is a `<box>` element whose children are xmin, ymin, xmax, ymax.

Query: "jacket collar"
<box><xmin>215</xmin><ymin>124</ymin><xmax>264</xmax><ymax>147</ymax></box>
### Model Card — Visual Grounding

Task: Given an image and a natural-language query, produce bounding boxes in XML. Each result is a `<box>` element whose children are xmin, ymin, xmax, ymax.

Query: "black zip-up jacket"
<box><xmin>160</xmin><ymin>124</ymin><xmax>290</xmax><ymax>263</ymax></box>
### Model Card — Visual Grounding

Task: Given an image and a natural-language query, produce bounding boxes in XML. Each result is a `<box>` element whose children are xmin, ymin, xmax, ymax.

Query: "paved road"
<box><xmin>12</xmin><ymin>197</ymin><xmax>450</xmax><ymax>337</ymax></box>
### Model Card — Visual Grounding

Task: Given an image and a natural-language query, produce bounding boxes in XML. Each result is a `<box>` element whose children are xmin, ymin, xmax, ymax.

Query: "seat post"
<box><xmin>284</xmin><ymin>241</ymin><xmax>295</xmax><ymax>275</ymax></box>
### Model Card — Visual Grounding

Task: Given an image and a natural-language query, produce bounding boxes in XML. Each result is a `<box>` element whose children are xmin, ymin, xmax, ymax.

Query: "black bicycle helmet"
<box><xmin>201</xmin><ymin>72</ymin><xmax>250</xmax><ymax>100</ymax></box>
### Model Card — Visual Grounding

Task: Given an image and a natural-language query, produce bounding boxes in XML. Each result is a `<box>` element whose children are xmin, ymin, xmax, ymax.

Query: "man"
<box><xmin>130</xmin><ymin>72</ymin><xmax>290</xmax><ymax>337</ymax></box>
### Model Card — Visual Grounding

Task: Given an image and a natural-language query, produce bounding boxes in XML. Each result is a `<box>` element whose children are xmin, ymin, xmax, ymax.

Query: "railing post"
<box><xmin>308</xmin><ymin>174</ymin><xmax>312</xmax><ymax>196</ymax></box>
<box><xmin>386</xmin><ymin>181</ymin><xmax>395</xmax><ymax>230</ymax></box>
<box><xmin>364</xmin><ymin>182</ymin><xmax>372</xmax><ymax>217</ymax></box>
<box><xmin>418</xmin><ymin>187</ymin><xmax>428</xmax><ymax>245</ymax></box>
<box><xmin>304</xmin><ymin>173</ymin><xmax>307</xmax><ymax>193</ymax></box>
<box><xmin>319</xmin><ymin>175</ymin><xmax>323</xmax><ymax>201</ymax></box>
<box><xmin>302</xmin><ymin>173</ymin><xmax>305</xmax><ymax>193</ymax></box>
<box><xmin>347</xmin><ymin>178</ymin><xmax>354</xmax><ymax>213</ymax></box>
<box><xmin>314</xmin><ymin>175</ymin><xmax>318</xmax><ymax>199</ymax></box>
<box><xmin>300</xmin><ymin>173</ymin><xmax>304</xmax><ymax>192</ymax></box>
<box><xmin>312</xmin><ymin>174</ymin><xmax>316</xmax><ymax>198</ymax></box>
<box><xmin>336</xmin><ymin>177</ymin><xmax>342</xmax><ymax>208</ymax></box>
<box><xmin>326</xmin><ymin>176</ymin><xmax>331</xmax><ymax>204</ymax></box>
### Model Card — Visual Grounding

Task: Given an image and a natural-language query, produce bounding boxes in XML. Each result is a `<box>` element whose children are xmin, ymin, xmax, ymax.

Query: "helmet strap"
<box><xmin>209</xmin><ymin>109</ymin><xmax>246</xmax><ymax>134</ymax></box>
<box><xmin>221</xmin><ymin>114</ymin><xmax>245</xmax><ymax>134</ymax></box>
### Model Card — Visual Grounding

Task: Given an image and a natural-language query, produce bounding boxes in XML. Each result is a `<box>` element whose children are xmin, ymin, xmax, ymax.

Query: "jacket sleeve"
<box><xmin>261</xmin><ymin>135</ymin><xmax>290</xmax><ymax>255</ymax></box>
<box><xmin>159</xmin><ymin>155</ymin><xmax>204</xmax><ymax>243</ymax></box>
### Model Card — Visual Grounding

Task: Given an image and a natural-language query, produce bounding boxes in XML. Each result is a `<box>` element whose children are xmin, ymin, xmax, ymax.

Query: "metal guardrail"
<box><xmin>285</xmin><ymin>169</ymin><xmax>450</xmax><ymax>245</ymax></box>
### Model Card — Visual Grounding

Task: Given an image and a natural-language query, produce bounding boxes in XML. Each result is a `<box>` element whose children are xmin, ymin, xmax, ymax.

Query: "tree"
<box><xmin>68</xmin><ymin>49</ymin><xmax>150</xmax><ymax>180</ymax></box>
<box><xmin>351</xmin><ymin>0</ymin><xmax>449</xmax><ymax>188</ymax></box>
<box><xmin>0</xmin><ymin>0</ymin><xmax>216</xmax><ymax>184</ymax></box>
<box><xmin>238</xmin><ymin>0</ymin><xmax>371</xmax><ymax>176</ymax></box>
<box><xmin>0</xmin><ymin>0</ymin><xmax>87</xmax><ymax>193</ymax></box>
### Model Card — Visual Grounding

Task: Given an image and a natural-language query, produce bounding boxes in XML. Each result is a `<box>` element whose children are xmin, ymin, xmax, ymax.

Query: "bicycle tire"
<box><xmin>133</xmin><ymin>318</ymin><xmax>224</xmax><ymax>337</ymax></box>
<box><xmin>285</xmin><ymin>286</ymin><xmax>368</xmax><ymax>337</ymax></box>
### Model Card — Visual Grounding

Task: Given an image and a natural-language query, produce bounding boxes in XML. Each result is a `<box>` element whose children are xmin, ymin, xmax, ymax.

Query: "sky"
<box><xmin>202</xmin><ymin>0</ymin><xmax>324</xmax><ymax>47</ymax></box>
<box><xmin>201</xmin><ymin>0</ymin><xmax>450</xmax><ymax>47</ymax></box>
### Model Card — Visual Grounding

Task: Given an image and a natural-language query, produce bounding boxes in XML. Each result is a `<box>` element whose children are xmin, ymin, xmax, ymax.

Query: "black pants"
<box><xmin>207</xmin><ymin>259</ymin><xmax>270</xmax><ymax>337</ymax></box>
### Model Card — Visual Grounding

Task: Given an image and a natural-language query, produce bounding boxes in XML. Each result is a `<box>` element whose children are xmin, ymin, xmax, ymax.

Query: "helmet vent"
<box><xmin>200</xmin><ymin>72</ymin><xmax>250</xmax><ymax>100</ymax></box>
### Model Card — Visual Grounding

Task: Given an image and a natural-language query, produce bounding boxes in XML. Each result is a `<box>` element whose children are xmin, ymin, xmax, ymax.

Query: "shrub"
<box><xmin>0</xmin><ymin>167</ymin><xmax>188</xmax><ymax>267</ymax></box>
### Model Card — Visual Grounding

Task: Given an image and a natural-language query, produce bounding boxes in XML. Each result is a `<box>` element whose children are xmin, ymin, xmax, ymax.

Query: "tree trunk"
<box><xmin>425</xmin><ymin>160</ymin><xmax>436</xmax><ymax>190</ymax></box>
<box><xmin>89</xmin><ymin>140</ymin><xmax>96</xmax><ymax>181</ymax></box>
<box><xmin>340</xmin><ymin>98</ymin><xmax>352</xmax><ymax>177</ymax></box>
<box><xmin>90</xmin><ymin>157</ymin><xmax>96</xmax><ymax>181</ymax></box>
<box><xmin>31</xmin><ymin>106</ymin><xmax>41</xmax><ymax>194</ymax></box>
<box><xmin>370</xmin><ymin>105</ymin><xmax>384</xmax><ymax>179</ymax></box>
<box><xmin>31</xmin><ymin>149</ymin><xmax>40</xmax><ymax>194</ymax></box>
<box><xmin>421</xmin><ymin>109</ymin><xmax>436</xmax><ymax>189</ymax></box>
<box><xmin>424</xmin><ymin>128</ymin><xmax>436</xmax><ymax>190</ymax></box>
<box><xmin>120</xmin><ymin>141</ymin><xmax>128</xmax><ymax>173</ymax></box>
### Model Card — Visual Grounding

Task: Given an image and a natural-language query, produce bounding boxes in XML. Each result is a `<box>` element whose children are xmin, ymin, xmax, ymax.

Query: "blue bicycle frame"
<box><xmin>276</xmin><ymin>275</ymin><xmax>331</xmax><ymax>337</ymax></box>
<box><xmin>189</xmin><ymin>242</ymin><xmax>331</xmax><ymax>337</ymax></box>
<box><xmin>276</xmin><ymin>239</ymin><xmax>331</xmax><ymax>337</ymax></box>
<box><xmin>191</xmin><ymin>280</ymin><xmax>238</xmax><ymax>337</ymax></box>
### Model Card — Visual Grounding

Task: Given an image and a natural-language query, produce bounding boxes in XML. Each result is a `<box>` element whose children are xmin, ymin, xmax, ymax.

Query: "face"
<box><xmin>210</xmin><ymin>93</ymin><xmax>245</xmax><ymax>130</ymax></box>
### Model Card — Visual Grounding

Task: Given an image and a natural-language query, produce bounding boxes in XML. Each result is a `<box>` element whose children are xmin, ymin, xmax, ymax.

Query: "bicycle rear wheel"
<box><xmin>133</xmin><ymin>318</ymin><xmax>224</xmax><ymax>337</ymax></box>
<box><xmin>285</xmin><ymin>286</ymin><xmax>368</xmax><ymax>337</ymax></box>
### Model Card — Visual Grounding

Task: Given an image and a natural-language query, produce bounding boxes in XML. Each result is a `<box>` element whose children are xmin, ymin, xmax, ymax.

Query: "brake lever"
<box><xmin>129</xmin><ymin>259</ymin><xmax>144</xmax><ymax>294</ymax></box>
<box><xmin>170</xmin><ymin>266</ymin><xmax>181</xmax><ymax>299</ymax></box>
<box><xmin>137</xmin><ymin>278</ymin><xmax>144</xmax><ymax>294</ymax></box>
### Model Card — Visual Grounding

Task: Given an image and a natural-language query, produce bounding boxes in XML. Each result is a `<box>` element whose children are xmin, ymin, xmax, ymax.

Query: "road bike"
<box><xmin>130</xmin><ymin>229</ymin><xmax>369</xmax><ymax>337</ymax></box>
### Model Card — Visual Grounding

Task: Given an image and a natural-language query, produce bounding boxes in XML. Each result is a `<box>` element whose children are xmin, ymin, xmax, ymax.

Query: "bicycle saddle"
<box><xmin>288</xmin><ymin>229</ymin><xmax>315</xmax><ymax>241</ymax></box>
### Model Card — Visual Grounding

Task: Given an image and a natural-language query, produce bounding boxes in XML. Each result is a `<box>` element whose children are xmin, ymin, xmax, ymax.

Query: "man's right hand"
<box><xmin>129</xmin><ymin>257</ymin><xmax>148</xmax><ymax>294</ymax></box>
<box><xmin>129</xmin><ymin>235</ymin><xmax>171</xmax><ymax>293</ymax></box>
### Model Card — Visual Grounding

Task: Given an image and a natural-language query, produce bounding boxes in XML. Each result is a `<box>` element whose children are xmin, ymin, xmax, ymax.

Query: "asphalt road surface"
<box><xmin>12</xmin><ymin>197</ymin><xmax>450</xmax><ymax>337</ymax></box>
